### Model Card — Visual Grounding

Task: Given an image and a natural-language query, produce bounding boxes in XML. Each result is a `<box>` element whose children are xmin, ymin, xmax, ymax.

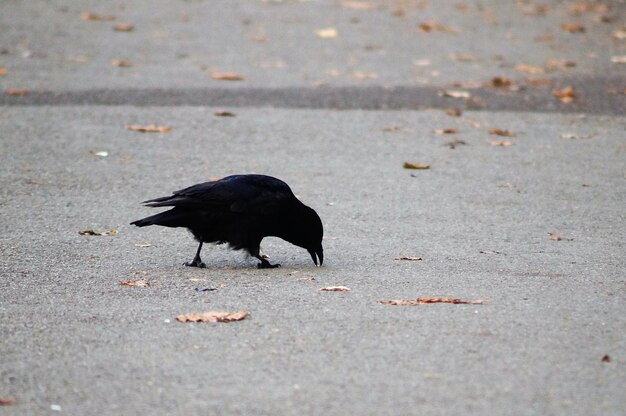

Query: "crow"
<box><xmin>130</xmin><ymin>174</ymin><xmax>323</xmax><ymax>269</ymax></box>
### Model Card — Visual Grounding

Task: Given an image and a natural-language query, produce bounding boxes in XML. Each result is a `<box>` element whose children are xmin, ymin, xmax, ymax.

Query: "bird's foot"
<box><xmin>184</xmin><ymin>259</ymin><xmax>206</xmax><ymax>268</ymax></box>
<box><xmin>257</xmin><ymin>259</ymin><xmax>281</xmax><ymax>269</ymax></box>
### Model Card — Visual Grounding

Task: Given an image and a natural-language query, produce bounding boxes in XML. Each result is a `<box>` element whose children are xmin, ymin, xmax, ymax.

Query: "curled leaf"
<box><xmin>176</xmin><ymin>310</ymin><xmax>250</xmax><ymax>323</ymax></box>
<box><xmin>211</xmin><ymin>72</ymin><xmax>245</xmax><ymax>81</ymax></box>
<box><xmin>488</xmin><ymin>129</ymin><xmax>516</xmax><ymax>137</ymax></box>
<box><xmin>380</xmin><ymin>298</ymin><xmax>484</xmax><ymax>305</ymax></box>
<box><xmin>120</xmin><ymin>279</ymin><xmax>150</xmax><ymax>287</ymax></box>
<box><xmin>320</xmin><ymin>286</ymin><xmax>351</xmax><ymax>292</ymax></box>
<box><xmin>489</xmin><ymin>140</ymin><xmax>514</xmax><ymax>147</ymax></box>
<box><xmin>403</xmin><ymin>162</ymin><xmax>430</xmax><ymax>170</ymax></box>
<box><xmin>434</xmin><ymin>128</ymin><xmax>458</xmax><ymax>134</ymax></box>
<box><xmin>214</xmin><ymin>111</ymin><xmax>236</xmax><ymax>117</ymax></box>
<box><xmin>113</xmin><ymin>23</ymin><xmax>135</xmax><ymax>31</ymax></box>
<box><xmin>112</xmin><ymin>59</ymin><xmax>133</xmax><ymax>67</ymax></box>
<box><xmin>552</xmin><ymin>86</ymin><xmax>576</xmax><ymax>103</ymax></box>
<box><xmin>127</xmin><ymin>124</ymin><xmax>171</xmax><ymax>133</ymax></box>
<box><xmin>561</xmin><ymin>23</ymin><xmax>585</xmax><ymax>33</ymax></box>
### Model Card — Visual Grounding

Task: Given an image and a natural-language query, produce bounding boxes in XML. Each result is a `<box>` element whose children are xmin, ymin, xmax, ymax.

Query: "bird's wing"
<box><xmin>142</xmin><ymin>175</ymin><xmax>296</xmax><ymax>215</ymax></box>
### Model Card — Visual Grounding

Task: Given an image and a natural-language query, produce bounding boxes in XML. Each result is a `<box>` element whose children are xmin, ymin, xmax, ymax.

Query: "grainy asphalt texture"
<box><xmin>1</xmin><ymin>1</ymin><xmax>625</xmax><ymax>415</ymax></box>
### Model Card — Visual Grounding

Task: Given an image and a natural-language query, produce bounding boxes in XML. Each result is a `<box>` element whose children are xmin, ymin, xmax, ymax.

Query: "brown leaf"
<box><xmin>113</xmin><ymin>23</ymin><xmax>135</xmax><ymax>32</ymax></box>
<box><xmin>112</xmin><ymin>59</ymin><xmax>133</xmax><ymax>67</ymax></box>
<box><xmin>0</xmin><ymin>398</ymin><xmax>16</xmax><ymax>406</ymax></box>
<box><xmin>546</xmin><ymin>59</ymin><xmax>576</xmax><ymax>70</ymax></box>
<box><xmin>210</xmin><ymin>72</ymin><xmax>245</xmax><ymax>81</ymax></box>
<box><xmin>214</xmin><ymin>111</ymin><xmax>236</xmax><ymax>117</ymax></box>
<box><xmin>6</xmin><ymin>89</ymin><xmax>27</xmax><ymax>96</ymax></box>
<box><xmin>419</xmin><ymin>20</ymin><xmax>458</xmax><ymax>33</ymax></box>
<box><xmin>176</xmin><ymin>310</ymin><xmax>250</xmax><ymax>323</ymax></box>
<box><xmin>525</xmin><ymin>78</ymin><xmax>553</xmax><ymax>86</ymax></box>
<box><xmin>380</xmin><ymin>298</ymin><xmax>484</xmax><ymax>305</ymax></box>
<box><xmin>515</xmin><ymin>64</ymin><xmax>545</xmax><ymax>74</ymax></box>
<box><xmin>561</xmin><ymin>23</ymin><xmax>585</xmax><ymax>33</ymax></box>
<box><xmin>127</xmin><ymin>124</ymin><xmax>172</xmax><ymax>133</ymax></box>
<box><xmin>548</xmin><ymin>232</ymin><xmax>562</xmax><ymax>241</ymax></box>
<box><xmin>601</xmin><ymin>354</ymin><xmax>611</xmax><ymax>363</ymax></box>
<box><xmin>552</xmin><ymin>86</ymin><xmax>576</xmax><ymax>103</ymax></box>
<box><xmin>394</xmin><ymin>256</ymin><xmax>423</xmax><ymax>261</ymax></box>
<box><xmin>489</xmin><ymin>140</ymin><xmax>514</xmax><ymax>147</ymax></box>
<box><xmin>120</xmin><ymin>279</ymin><xmax>150</xmax><ymax>287</ymax></box>
<box><xmin>81</xmin><ymin>12</ymin><xmax>115</xmax><ymax>21</ymax></box>
<box><xmin>0</xmin><ymin>68</ymin><xmax>6</xmax><ymax>76</ymax></box>
<box><xmin>488</xmin><ymin>129</ymin><xmax>516</xmax><ymax>137</ymax></box>
<box><xmin>79</xmin><ymin>229</ymin><xmax>119</xmax><ymax>236</ymax></box>
<box><xmin>487</xmin><ymin>77</ymin><xmax>512</xmax><ymax>88</ymax></box>
<box><xmin>446</xmin><ymin>108</ymin><xmax>462</xmax><ymax>117</ymax></box>
<box><xmin>434</xmin><ymin>128</ymin><xmax>458</xmax><ymax>134</ymax></box>
<box><xmin>315</xmin><ymin>28</ymin><xmax>338</xmax><ymax>38</ymax></box>
<box><xmin>320</xmin><ymin>286</ymin><xmax>351</xmax><ymax>292</ymax></box>
<box><xmin>403</xmin><ymin>162</ymin><xmax>430</xmax><ymax>170</ymax></box>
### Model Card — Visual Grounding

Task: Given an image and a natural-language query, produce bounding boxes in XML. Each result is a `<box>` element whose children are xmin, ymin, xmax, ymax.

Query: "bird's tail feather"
<box><xmin>130</xmin><ymin>209</ymin><xmax>192</xmax><ymax>228</ymax></box>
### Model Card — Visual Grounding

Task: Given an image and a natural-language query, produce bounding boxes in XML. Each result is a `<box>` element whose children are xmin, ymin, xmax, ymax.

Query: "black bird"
<box><xmin>130</xmin><ymin>174</ymin><xmax>323</xmax><ymax>269</ymax></box>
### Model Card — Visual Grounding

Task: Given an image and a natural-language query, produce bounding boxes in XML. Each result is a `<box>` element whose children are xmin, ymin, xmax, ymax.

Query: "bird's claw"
<box><xmin>184</xmin><ymin>260</ymin><xmax>206</xmax><ymax>268</ymax></box>
<box><xmin>257</xmin><ymin>261</ymin><xmax>281</xmax><ymax>269</ymax></box>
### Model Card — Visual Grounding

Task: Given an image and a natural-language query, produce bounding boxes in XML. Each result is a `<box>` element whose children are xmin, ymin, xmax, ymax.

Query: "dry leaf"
<box><xmin>211</xmin><ymin>72</ymin><xmax>245</xmax><ymax>81</ymax></box>
<box><xmin>79</xmin><ymin>229</ymin><xmax>118</xmax><ymax>236</ymax></box>
<box><xmin>7</xmin><ymin>89</ymin><xmax>27</xmax><ymax>96</ymax></box>
<box><xmin>446</xmin><ymin>108</ymin><xmax>462</xmax><ymax>117</ymax></box>
<box><xmin>403</xmin><ymin>162</ymin><xmax>430</xmax><ymax>169</ymax></box>
<box><xmin>127</xmin><ymin>124</ymin><xmax>172</xmax><ymax>133</ymax></box>
<box><xmin>81</xmin><ymin>12</ymin><xmax>115</xmax><ymax>21</ymax></box>
<box><xmin>489</xmin><ymin>129</ymin><xmax>516</xmax><ymax>137</ymax></box>
<box><xmin>341</xmin><ymin>1</ymin><xmax>375</xmax><ymax>10</ymax></box>
<box><xmin>548</xmin><ymin>232</ymin><xmax>562</xmax><ymax>241</ymax></box>
<box><xmin>440</xmin><ymin>90</ymin><xmax>471</xmax><ymax>99</ymax></box>
<box><xmin>487</xmin><ymin>77</ymin><xmax>512</xmax><ymax>88</ymax></box>
<box><xmin>434</xmin><ymin>128</ymin><xmax>458</xmax><ymax>135</ymax></box>
<box><xmin>515</xmin><ymin>64</ymin><xmax>545</xmax><ymax>74</ymax></box>
<box><xmin>0</xmin><ymin>398</ymin><xmax>16</xmax><ymax>406</ymax></box>
<box><xmin>394</xmin><ymin>256</ymin><xmax>423</xmax><ymax>261</ymax></box>
<box><xmin>569</xmin><ymin>3</ymin><xmax>607</xmax><ymax>15</ymax></box>
<box><xmin>214</xmin><ymin>111</ymin><xmax>236</xmax><ymax>117</ymax></box>
<box><xmin>113</xmin><ymin>23</ymin><xmax>135</xmax><ymax>31</ymax></box>
<box><xmin>419</xmin><ymin>20</ymin><xmax>457</xmax><ymax>33</ymax></box>
<box><xmin>601</xmin><ymin>354</ymin><xmax>611</xmax><ymax>363</ymax></box>
<box><xmin>120</xmin><ymin>279</ymin><xmax>150</xmax><ymax>287</ymax></box>
<box><xmin>552</xmin><ymin>86</ymin><xmax>576</xmax><ymax>103</ymax></box>
<box><xmin>320</xmin><ymin>286</ymin><xmax>351</xmax><ymax>292</ymax></box>
<box><xmin>0</xmin><ymin>68</ymin><xmax>6</xmax><ymax>76</ymax></box>
<box><xmin>315</xmin><ymin>28</ymin><xmax>338</xmax><ymax>38</ymax></box>
<box><xmin>379</xmin><ymin>298</ymin><xmax>484</xmax><ymax>305</ymax></box>
<box><xmin>561</xmin><ymin>23</ymin><xmax>585</xmax><ymax>33</ymax></box>
<box><xmin>489</xmin><ymin>140</ymin><xmax>514</xmax><ymax>146</ymax></box>
<box><xmin>611</xmin><ymin>56</ymin><xmax>626</xmax><ymax>64</ymax></box>
<box><xmin>546</xmin><ymin>59</ymin><xmax>576</xmax><ymax>70</ymax></box>
<box><xmin>112</xmin><ymin>59</ymin><xmax>133</xmax><ymax>67</ymax></box>
<box><xmin>382</xmin><ymin>126</ymin><xmax>401</xmax><ymax>132</ymax></box>
<box><xmin>176</xmin><ymin>310</ymin><xmax>250</xmax><ymax>323</ymax></box>
<box><xmin>134</xmin><ymin>242</ymin><xmax>152</xmax><ymax>248</ymax></box>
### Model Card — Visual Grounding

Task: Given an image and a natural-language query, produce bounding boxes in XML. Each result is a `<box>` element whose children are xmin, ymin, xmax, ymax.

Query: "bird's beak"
<box><xmin>309</xmin><ymin>247</ymin><xmax>323</xmax><ymax>267</ymax></box>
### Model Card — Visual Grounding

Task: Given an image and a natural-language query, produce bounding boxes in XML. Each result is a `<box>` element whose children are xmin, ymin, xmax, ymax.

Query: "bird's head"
<box><xmin>289</xmin><ymin>204</ymin><xmax>324</xmax><ymax>266</ymax></box>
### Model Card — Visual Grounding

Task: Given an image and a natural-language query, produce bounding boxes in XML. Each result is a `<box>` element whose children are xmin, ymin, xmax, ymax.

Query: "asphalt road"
<box><xmin>1</xmin><ymin>1</ymin><xmax>625</xmax><ymax>415</ymax></box>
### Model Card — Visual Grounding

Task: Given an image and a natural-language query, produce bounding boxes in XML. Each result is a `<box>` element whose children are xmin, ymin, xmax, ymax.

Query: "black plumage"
<box><xmin>130</xmin><ymin>174</ymin><xmax>324</xmax><ymax>268</ymax></box>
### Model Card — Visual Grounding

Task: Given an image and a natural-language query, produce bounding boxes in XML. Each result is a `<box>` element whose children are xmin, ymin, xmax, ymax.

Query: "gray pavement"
<box><xmin>1</xmin><ymin>1</ymin><xmax>625</xmax><ymax>415</ymax></box>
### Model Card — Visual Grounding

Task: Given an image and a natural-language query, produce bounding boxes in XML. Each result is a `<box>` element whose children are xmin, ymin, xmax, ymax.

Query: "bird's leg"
<box><xmin>253</xmin><ymin>248</ymin><xmax>280</xmax><ymax>269</ymax></box>
<box><xmin>184</xmin><ymin>241</ymin><xmax>207</xmax><ymax>268</ymax></box>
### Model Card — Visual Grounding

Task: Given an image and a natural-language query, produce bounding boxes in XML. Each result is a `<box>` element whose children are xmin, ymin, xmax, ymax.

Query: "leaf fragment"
<box><xmin>112</xmin><ymin>59</ymin><xmax>133</xmax><ymax>67</ymax></box>
<box><xmin>419</xmin><ymin>20</ymin><xmax>458</xmax><ymax>33</ymax></box>
<box><xmin>320</xmin><ymin>286</ymin><xmax>351</xmax><ymax>292</ymax></box>
<box><xmin>120</xmin><ymin>279</ymin><xmax>150</xmax><ymax>287</ymax></box>
<box><xmin>0</xmin><ymin>398</ymin><xmax>16</xmax><ymax>406</ymax></box>
<box><xmin>487</xmin><ymin>77</ymin><xmax>512</xmax><ymax>88</ymax></box>
<box><xmin>561</xmin><ymin>23</ymin><xmax>585</xmax><ymax>33</ymax></box>
<box><xmin>176</xmin><ymin>310</ymin><xmax>250</xmax><ymax>323</ymax></box>
<box><xmin>403</xmin><ymin>162</ymin><xmax>430</xmax><ymax>170</ymax></box>
<box><xmin>434</xmin><ymin>128</ymin><xmax>458</xmax><ymax>134</ymax></box>
<box><xmin>546</xmin><ymin>59</ymin><xmax>576</xmax><ymax>70</ymax></box>
<box><xmin>611</xmin><ymin>56</ymin><xmax>626</xmax><ymax>64</ymax></box>
<box><xmin>552</xmin><ymin>86</ymin><xmax>576</xmax><ymax>103</ymax></box>
<box><xmin>394</xmin><ymin>256</ymin><xmax>423</xmax><ymax>261</ymax></box>
<box><xmin>127</xmin><ymin>124</ymin><xmax>171</xmax><ymax>133</ymax></box>
<box><xmin>79</xmin><ymin>229</ymin><xmax>119</xmax><ymax>236</ymax></box>
<box><xmin>113</xmin><ymin>23</ymin><xmax>135</xmax><ymax>32</ymax></box>
<box><xmin>6</xmin><ymin>89</ymin><xmax>27</xmax><ymax>96</ymax></box>
<box><xmin>214</xmin><ymin>111</ymin><xmax>236</xmax><ymax>117</ymax></box>
<box><xmin>315</xmin><ymin>28</ymin><xmax>338</xmax><ymax>38</ymax></box>
<box><xmin>488</xmin><ymin>129</ymin><xmax>516</xmax><ymax>137</ymax></box>
<box><xmin>489</xmin><ymin>140</ymin><xmax>514</xmax><ymax>147</ymax></box>
<box><xmin>548</xmin><ymin>232</ymin><xmax>562</xmax><ymax>241</ymax></box>
<box><xmin>440</xmin><ymin>90</ymin><xmax>471</xmax><ymax>99</ymax></box>
<box><xmin>210</xmin><ymin>72</ymin><xmax>245</xmax><ymax>80</ymax></box>
<box><xmin>379</xmin><ymin>298</ymin><xmax>484</xmax><ymax>305</ymax></box>
<box><xmin>81</xmin><ymin>12</ymin><xmax>115</xmax><ymax>21</ymax></box>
